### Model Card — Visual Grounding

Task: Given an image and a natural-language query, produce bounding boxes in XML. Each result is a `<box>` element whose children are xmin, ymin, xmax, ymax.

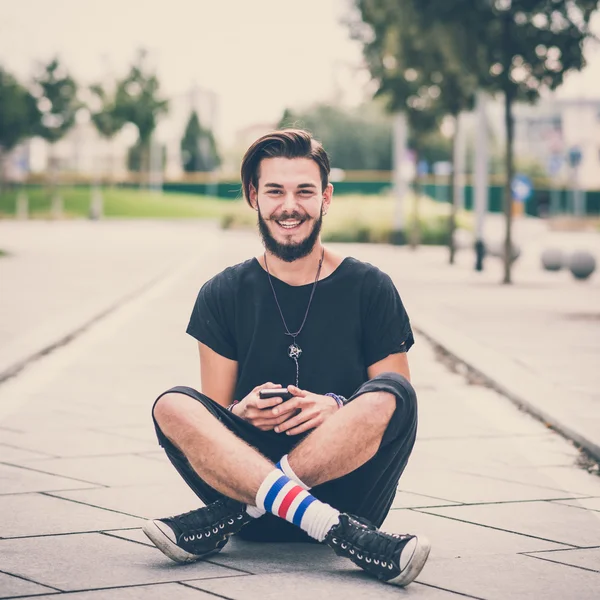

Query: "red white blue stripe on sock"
<box><xmin>258</xmin><ymin>472</ymin><xmax>316</xmax><ymax>527</ymax></box>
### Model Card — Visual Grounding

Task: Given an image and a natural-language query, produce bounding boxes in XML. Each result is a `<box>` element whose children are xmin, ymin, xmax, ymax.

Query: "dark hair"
<box><xmin>240</xmin><ymin>129</ymin><xmax>330</xmax><ymax>206</ymax></box>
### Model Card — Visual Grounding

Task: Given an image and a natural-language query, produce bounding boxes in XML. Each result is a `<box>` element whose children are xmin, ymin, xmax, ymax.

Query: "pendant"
<box><xmin>288</xmin><ymin>343</ymin><xmax>302</xmax><ymax>359</ymax></box>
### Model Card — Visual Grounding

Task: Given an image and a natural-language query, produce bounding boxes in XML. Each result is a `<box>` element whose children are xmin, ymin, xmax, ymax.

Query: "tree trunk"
<box><xmin>411</xmin><ymin>163</ymin><xmax>421</xmax><ymax>250</ymax></box>
<box><xmin>503</xmin><ymin>88</ymin><xmax>515</xmax><ymax>284</ymax></box>
<box><xmin>448</xmin><ymin>115</ymin><xmax>459</xmax><ymax>264</ymax></box>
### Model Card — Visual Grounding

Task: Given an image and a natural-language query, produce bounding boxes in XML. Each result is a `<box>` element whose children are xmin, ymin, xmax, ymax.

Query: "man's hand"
<box><xmin>272</xmin><ymin>385</ymin><xmax>339</xmax><ymax>436</ymax></box>
<box><xmin>233</xmin><ymin>382</ymin><xmax>293</xmax><ymax>431</ymax></box>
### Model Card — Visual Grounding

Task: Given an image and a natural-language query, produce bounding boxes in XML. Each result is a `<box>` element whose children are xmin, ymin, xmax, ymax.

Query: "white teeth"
<box><xmin>278</xmin><ymin>220</ymin><xmax>301</xmax><ymax>229</ymax></box>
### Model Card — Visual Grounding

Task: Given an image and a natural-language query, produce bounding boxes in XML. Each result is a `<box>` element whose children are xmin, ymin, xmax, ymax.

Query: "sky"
<box><xmin>0</xmin><ymin>0</ymin><xmax>599</xmax><ymax>146</ymax></box>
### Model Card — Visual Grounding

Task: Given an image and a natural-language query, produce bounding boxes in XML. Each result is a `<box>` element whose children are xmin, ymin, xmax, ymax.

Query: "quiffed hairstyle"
<box><xmin>240</xmin><ymin>129</ymin><xmax>331</xmax><ymax>207</ymax></box>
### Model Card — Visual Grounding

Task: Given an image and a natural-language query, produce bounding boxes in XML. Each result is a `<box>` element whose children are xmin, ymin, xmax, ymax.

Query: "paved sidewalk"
<box><xmin>1</xmin><ymin>221</ymin><xmax>599</xmax><ymax>599</ymax></box>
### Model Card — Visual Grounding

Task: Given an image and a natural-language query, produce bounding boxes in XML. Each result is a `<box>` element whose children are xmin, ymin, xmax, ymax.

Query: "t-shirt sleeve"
<box><xmin>186</xmin><ymin>275</ymin><xmax>237</xmax><ymax>361</ymax></box>
<box><xmin>362</xmin><ymin>269</ymin><xmax>414</xmax><ymax>367</ymax></box>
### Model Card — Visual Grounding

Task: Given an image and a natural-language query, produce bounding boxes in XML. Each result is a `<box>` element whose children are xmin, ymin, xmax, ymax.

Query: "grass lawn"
<box><xmin>0</xmin><ymin>186</ymin><xmax>473</xmax><ymax>244</ymax></box>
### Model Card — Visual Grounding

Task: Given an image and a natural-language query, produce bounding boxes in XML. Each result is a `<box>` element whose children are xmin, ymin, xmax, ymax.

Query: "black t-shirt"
<box><xmin>186</xmin><ymin>257</ymin><xmax>414</xmax><ymax>401</ymax></box>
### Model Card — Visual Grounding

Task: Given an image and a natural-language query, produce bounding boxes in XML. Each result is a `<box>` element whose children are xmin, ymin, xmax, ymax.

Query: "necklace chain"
<box><xmin>264</xmin><ymin>248</ymin><xmax>325</xmax><ymax>387</ymax></box>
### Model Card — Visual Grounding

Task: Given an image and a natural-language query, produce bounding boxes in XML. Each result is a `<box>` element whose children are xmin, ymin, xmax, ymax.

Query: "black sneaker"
<box><xmin>142</xmin><ymin>498</ymin><xmax>252</xmax><ymax>563</ymax></box>
<box><xmin>325</xmin><ymin>514</ymin><xmax>430</xmax><ymax>587</ymax></box>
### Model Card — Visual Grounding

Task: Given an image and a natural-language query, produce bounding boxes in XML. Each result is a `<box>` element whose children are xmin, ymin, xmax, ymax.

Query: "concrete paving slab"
<box><xmin>102</xmin><ymin>528</ymin><xmax>154</xmax><ymax>547</ymax></box>
<box><xmin>458</xmin><ymin>465</ymin><xmax>600</xmax><ymax>497</ymax></box>
<box><xmin>18</xmin><ymin>582</ymin><xmax>221</xmax><ymax>599</ymax></box>
<box><xmin>186</xmin><ymin>570</ymin><xmax>468</xmax><ymax>600</ymax></box>
<box><xmin>0</xmin><ymin>462</ymin><xmax>101</xmax><ymax>494</ymax></box>
<box><xmin>50</xmin><ymin>483</ymin><xmax>204</xmax><ymax>519</ymax></box>
<box><xmin>90</xmin><ymin>426</ymin><xmax>160</xmax><ymax>444</ymax></box>
<box><xmin>0</xmin><ymin>532</ymin><xmax>241</xmax><ymax>591</ymax></box>
<box><xmin>0</xmin><ymin>493</ymin><xmax>142</xmax><ymax>538</ymax></box>
<box><xmin>382</xmin><ymin>509</ymin><xmax>567</xmax><ymax>559</ymax></box>
<box><xmin>418</xmin><ymin>553</ymin><xmax>600</xmax><ymax>600</ymax></box>
<box><xmin>0</xmin><ymin>443</ymin><xmax>55</xmax><ymax>461</ymax></box>
<box><xmin>391</xmin><ymin>491</ymin><xmax>459</xmax><ymax>509</ymax></box>
<box><xmin>420</xmin><ymin>501</ymin><xmax>600</xmax><ymax>547</ymax></box>
<box><xmin>204</xmin><ymin>537</ymin><xmax>347</xmax><ymax>575</ymax></box>
<box><xmin>0</xmin><ymin>429</ymin><xmax>157</xmax><ymax>459</ymax></box>
<box><xmin>416</xmin><ymin>435</ymin><xmax>581</xmax><ymax>471</ymax></box>
<box><xmin>15</xmin><ymin>454</ymin><xmax>182</xmax><ymax>487</ymax></box>
<box><xmin>525</xmin><ymin>547</ymin><xmax>600</xmax><ymax>572</ymax></box>
<box><xmin>553</xmin><ymin>497</ymin><xmax>600</xmax><ymax>512</ymax></box>
<box><xmin>397</xmin><ymin>466</ymin><xmax>581</xmax><ymax>504</ymax></box>
<box><xmin>0</xmin><ymin>572</ymin><xmax>57</xmax><ymax>598</ymax></box>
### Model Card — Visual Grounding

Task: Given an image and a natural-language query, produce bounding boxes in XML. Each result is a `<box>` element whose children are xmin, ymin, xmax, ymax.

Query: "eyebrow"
<box><xmin>263</xmin><ymin>183</ymin><xmax>318</xmax><ymax>189</ymax></box>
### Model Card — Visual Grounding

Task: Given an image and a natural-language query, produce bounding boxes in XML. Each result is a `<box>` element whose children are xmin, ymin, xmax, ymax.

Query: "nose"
<box><xmin>281</xmin><ymin>191</ymin><xmax>296</xmax><ymax>212</ymax></box>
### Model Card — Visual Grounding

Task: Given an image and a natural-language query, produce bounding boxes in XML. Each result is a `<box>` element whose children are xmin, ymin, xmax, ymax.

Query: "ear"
<box><xmin>322</xmin><ymin>183</ymin><xmax>333</xmax><ymax>215</ymax></box>
<box><xmin>249</xmin><ymin>184</ymin><xmax>258</xmax><ymax>210</ymax></box>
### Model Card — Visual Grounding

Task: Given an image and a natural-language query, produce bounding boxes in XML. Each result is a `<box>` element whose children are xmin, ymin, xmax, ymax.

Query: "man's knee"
<box><xmin>152</xmin><ymin>392</ymin><xmax>207</xmax><ymax>431</ymax></box>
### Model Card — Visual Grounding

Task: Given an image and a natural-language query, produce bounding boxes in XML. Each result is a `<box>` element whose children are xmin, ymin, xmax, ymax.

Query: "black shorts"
<box><xmin>152</xmin><ymin>372</ymin><xmax>418</xmax><ymax>542</ymax></box>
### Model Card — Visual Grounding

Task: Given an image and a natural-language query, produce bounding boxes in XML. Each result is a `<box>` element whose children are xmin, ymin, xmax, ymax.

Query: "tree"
<box><xmin>180</xmin><ymin>110</ymin><xmax>220</xmax><ymax>172</ymax></box>
<box><xmin>34</xmin><ymin>58</ymin><xmax>79</xmax><ymax>146</ymax></box>
<box><xmin>351</xmin><ymin>0</ymin><xmax>477</xmax><ymax>255</ymax></box>
<box><xmin>407</xmin><ymin>0</ymin><xmax>599</xmax><ymax>283</ymax></box>
<box><xmin>113</xmin><ymin>50</ymin><xmax>168</xmax><ymax>184</ymax></box>
<box><xmin>0</xmin><ymin>67</ymin><xmax>40</xmax><ymax>187</ymax></box>
<box><xmin>279</xmin><ymin>103</ymin><xmax>394</xmax><ymax>171</ymax></box>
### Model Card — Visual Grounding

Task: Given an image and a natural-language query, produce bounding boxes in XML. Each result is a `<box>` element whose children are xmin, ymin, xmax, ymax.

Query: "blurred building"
<box><xmin>487</xmin><ymin>97</ymin><xmax>600</xmax><ymax>189</ymax></box>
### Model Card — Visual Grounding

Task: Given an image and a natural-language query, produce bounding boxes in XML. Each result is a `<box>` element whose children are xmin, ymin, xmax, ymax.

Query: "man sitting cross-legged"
<box><xmin>143</xmin><ymin>129</ymin><xmax>430</xmax><ymax>587</ymax></box>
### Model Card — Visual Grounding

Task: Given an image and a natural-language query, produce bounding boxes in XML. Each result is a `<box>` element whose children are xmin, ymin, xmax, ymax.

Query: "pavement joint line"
<box><xmin>0</xmin><ymin>568</ymin><xmax>62</xmax><ymax>592</ymax></box>
<box><xmin>520</xmin><ymin>545</ymin><xmax>600</xmax><ymax>554</ymax></box>
<box><xmin>100</xmin><ymin>530</ymin><xmax>153</xmax><ymax>548</ymax></box>
<box><xmin>0</xmin><ymin>442</ymin><xmax>60</xmax><ymax>458</ymax></box>
<box><xmin>40</xmin><ymin>491</ymin><xmax>147</xmax><ymax>520</ymax></box>
<box><xmin>418</xmin><ymin>432</ymin><xmax>562</xmax><ymax>441</ymax></box>
<box><xmin>395</xmin><ymin>496</ymin><xmax>597</xmax><ymax>509</ymax></box>
<box><xmin>0</xmin><ymin>255</ymin><xmax>199</xmax><ymax>387</ymax></box>
<box><xmin>2</xmin><ymin>526</ymin><xmax>143</xmax><ymax>542</ymax></box>
<box><xmin>414</xmin><ymin>581</ymin><xmax>488</xmax><ymax>600</ymax></box>
<box><xmin>519</xmin><ymin>552</ymin><xmax>600</xmax><ymax>574</ymax></box>
<box><xmin>0</xmin><ymin>461</ymin><xmax>110</xmax><ymax>488</ymax></box>
<box><xmin>413</xmin><ymin>324</ymin><xmax>600</xmax><ymax>462</ymax></box>
<box><xmin>178</xmin><ymin>580</ymin><xmax>240</xmax><ymax>600</ymax></box>
<box><xmin>446</xmin><ymin>467</ymin><xmax>596</xmax><ymax>495</ymax></box>
<box><xmin>411</xmin><ymin>508</ymin><xmax>581</xmax><ymax>548</ymax></box>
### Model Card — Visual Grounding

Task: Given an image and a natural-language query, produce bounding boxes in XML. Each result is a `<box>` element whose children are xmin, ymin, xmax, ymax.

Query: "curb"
<box><xmin>412</xmin><ymin>314</ymin><xmax>600</xmax><ymax>463</ymax></box>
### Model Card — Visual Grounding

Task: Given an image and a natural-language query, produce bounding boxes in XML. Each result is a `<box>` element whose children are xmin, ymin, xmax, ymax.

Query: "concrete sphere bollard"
<box><xmin>568</xmin><ymin>251</ymin><xmax>596</xmax><ymax>281</ymax></box>
<box><xmin>541</xmin><ymin>248</ymin><xmax>564</xmax><ymax>271</ymax></box>
<box><xmin>487</xmin><ymin>241</ymin><xmax>521</xmax><ymax>263</ymax></box>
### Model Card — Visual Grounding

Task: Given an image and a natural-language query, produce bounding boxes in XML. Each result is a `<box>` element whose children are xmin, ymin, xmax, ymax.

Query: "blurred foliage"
<box><xmin>127</xmin><ymin>141</ymin><xmax>166</xmax><ymax>172</ymax></box>
<box><xmin>278</xmin><ymin>103</ymin><xmax>452</xmax><ymax>169</ymax></box>
<box><xmin>89</xmin><ymin>83</ymin><xmax>126</xmax><ymax>140</ymax></box>
<box><xmin>0</xmin><ymin>67</ymin><xmax>40</xmax><ymax>153</ymax></box>
<box><xmin>34</xmin><ymin>58</ymin><xmax>80</xmax><ymax>145</ymax></box>
<box><xmin>113</xmin><ymin>50</ymin><xmax>169</xmax><ymax>173</ymax></box>
<box><xmin>181</xmin><ymin>110</ymin><xmax>220</xmax><ymax>172</ymax></box>
<box><xmin>351</xmin><ymin>0</ymin><xmax>599</xmax><ymax>279</ymax></box>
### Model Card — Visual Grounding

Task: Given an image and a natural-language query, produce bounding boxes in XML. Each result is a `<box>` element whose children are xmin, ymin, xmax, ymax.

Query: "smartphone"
<box><xmin>259</xmin><ymin>388</ymin><xmax>293</xmax><ymax>401</ymax></box>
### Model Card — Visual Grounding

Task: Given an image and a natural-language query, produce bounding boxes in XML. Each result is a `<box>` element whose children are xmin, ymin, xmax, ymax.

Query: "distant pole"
<box><xmin>453</xmin><ymin>112</ymin><xmax>466</xmax><ymax>212</ymax></box>
<box><xmin>474</xmin><ymin>91</ymin><xmax>489</xmax><ymax>271</ymax></box>
<box><xmin>391</xmin><ymin>112</ymin><xmax>408</xmax><ymax>245</ymax></box>
<box><xmin>16</xmin><ymin>190</ymin><xmax>29</xmax><ymax>220</ymax></box>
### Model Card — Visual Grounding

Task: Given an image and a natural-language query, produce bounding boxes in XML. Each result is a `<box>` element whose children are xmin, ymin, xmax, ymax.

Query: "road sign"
<box><xmin>547</xmin><ymin>154</ymin><xmax>563</xmax><ymax>177</ymax></box>
<box><xmin>511</xmin><ymin>174</ymin><xmax>533</xmax><ymax>203</ymax></box>
<box><xmin>568</xmin><ymin>146</ymin><xmax>583</xmax><ymax>168</ymax></box>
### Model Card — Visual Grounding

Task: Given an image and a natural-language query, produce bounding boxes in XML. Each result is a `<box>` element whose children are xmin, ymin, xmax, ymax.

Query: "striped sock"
<box><xmin>277</xmin><ymin>455</ymin><xmax>310</xmax><ymax>490</ymax></box>
<box><xmin>255</xmin><ymin>469</ymin><xmax>340</xmax><ymax>541</ymax></box>
<box><xmin>245</xmin><ymin>455</ymin><xmax>309</xmax><ymax>519</ymax></box>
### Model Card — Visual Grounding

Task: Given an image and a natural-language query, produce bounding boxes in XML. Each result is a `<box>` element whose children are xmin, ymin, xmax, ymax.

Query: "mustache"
<box><xmin>267</xmin><ymin>211</ymin><xmax>308</xmax><ymax>222</ymax></box>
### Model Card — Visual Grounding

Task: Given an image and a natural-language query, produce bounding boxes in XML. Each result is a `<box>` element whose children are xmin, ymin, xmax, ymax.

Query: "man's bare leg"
<box><xmin>155</xmin><ymin>390</ymin><xmax>395</xmax><ymax>500</ymax></box>
<box><xmin>288</xmin><ymin>391</ymin><xmax>396</xmax><ymax>487</ymax></box>
<box><xmin>153</xmin><ymin>392</ymin><xmax>272</xmax><ymax>503</ymax></box>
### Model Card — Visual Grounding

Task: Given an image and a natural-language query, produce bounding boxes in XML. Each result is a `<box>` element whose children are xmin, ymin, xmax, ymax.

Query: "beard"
<box><xmin>257</xmin><ymin>206</ymin><xmax>323</xmax><ymax>263</ymax></box>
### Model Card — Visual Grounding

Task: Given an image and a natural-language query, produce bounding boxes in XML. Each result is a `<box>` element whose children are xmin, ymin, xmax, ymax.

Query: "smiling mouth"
<box><xmin>276</xmin><ymin>219</ymin><xmax>304</xmax><ymax>231</ymax></box>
